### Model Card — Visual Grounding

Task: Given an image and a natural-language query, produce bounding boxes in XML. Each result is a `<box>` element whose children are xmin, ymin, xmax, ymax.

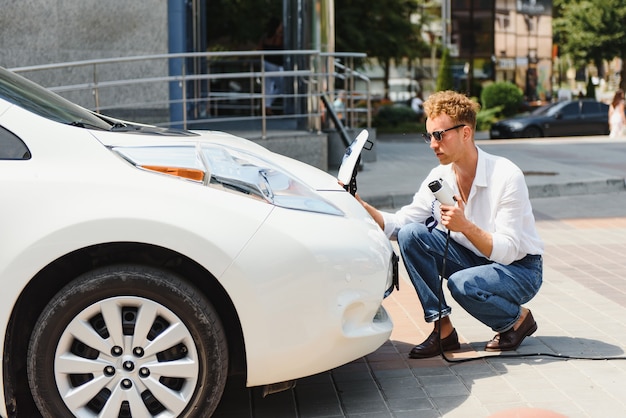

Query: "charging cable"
<box><xmin>436</xmin><ymin>230</ymin><xmax>626</xmax><ymax>363</ymax></box>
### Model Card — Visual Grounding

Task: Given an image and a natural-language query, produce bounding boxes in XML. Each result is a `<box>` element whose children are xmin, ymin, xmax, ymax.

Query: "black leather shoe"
<box><xmin>409</xmin><ymin>328</ymin><xmax>460</xmax><ymax>359</ymax></box>
<box><xmin>485</xmin><ymin>310</ymin><xmax>537</xmax><ymax>352</ymax></box>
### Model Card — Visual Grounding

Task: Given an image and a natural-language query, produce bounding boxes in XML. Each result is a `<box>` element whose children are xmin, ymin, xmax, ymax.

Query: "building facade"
<box><xmin>492</xmin><ymin>0</ymin><xmax>553</xmax><ymax>101</ymax></box>
<box><xmin>0</xmin><ymin>0</ymin><xmax>168</xmax><ymax>77</ymax></box>
<box><xmin>446</xmin><ymin>0</ymin><xmax>552</xmax><ymax>101</ymax></box>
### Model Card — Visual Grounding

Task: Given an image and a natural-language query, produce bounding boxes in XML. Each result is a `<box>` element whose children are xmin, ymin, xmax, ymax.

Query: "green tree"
<box><xmin>435</xmin><ymin>48</ymin><xmax>453</xmax><ymax>92</ymax></box>
<box><xmin>554</xmin><ymin>0</ymin><xmax>626</xmax><ymax>90</ymax></box>
<box><xmin>335</xmin><ymin>0</ymin><xmax>429</xmax><ymax>98</ymax></box>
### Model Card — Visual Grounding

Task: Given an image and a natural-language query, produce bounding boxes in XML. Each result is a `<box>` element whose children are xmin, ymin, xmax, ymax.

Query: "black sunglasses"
<box><xmin>422</xmin><ymin>124</ymin><xmax>466</xmax><ymax>143</ymax></box>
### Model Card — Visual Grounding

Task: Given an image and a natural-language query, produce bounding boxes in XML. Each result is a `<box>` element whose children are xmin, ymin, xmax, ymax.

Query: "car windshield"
<box><xmin>0</xmin><ymin>66</ymin><xmax>198</xmax><ymax>137</ymax></box>
<box><xmin>0</xmin><ymin>66</ymin><xmax>112</xmax><ymax>130</ymax></box>
<box><xmin>531</xmin><ymin>102</ymin><xmax>561</xmax><ymax>116</ymax></box>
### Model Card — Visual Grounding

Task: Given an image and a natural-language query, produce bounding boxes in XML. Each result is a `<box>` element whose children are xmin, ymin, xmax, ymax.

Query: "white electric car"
<box><xmin>0</xmin><ymin>66</ymin><xmax>396</xmax><ymax>417</ymax></box>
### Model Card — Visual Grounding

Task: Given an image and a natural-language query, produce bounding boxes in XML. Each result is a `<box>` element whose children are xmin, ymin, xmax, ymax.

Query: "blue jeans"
<box><xmin>398</xmin><ymin>223</ymin><xmax>542</xmax><ymax>333</ymax></box>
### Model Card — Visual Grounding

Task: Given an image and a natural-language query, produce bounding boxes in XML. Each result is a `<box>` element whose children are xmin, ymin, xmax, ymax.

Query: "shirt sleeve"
<box><xmin>380</xmin><ymin>177</ymin><xmax>440</xmax><ymax>240</ymax></box>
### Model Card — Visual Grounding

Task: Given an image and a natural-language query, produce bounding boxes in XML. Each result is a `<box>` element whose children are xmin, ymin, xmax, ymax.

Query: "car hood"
<box><xmin>91</xmin><ymin>129</ymin><xmax>344</xmax><ymax>192</ymax></box>
<box><xmin>493</xmin><ymin>114</ymin><xmax>537</xmax><ymax>126</ymax></box>
<box><xmin>93</xmin><ymin>128</ymin><xmax>267</xmax><ymax>151</ymax></box>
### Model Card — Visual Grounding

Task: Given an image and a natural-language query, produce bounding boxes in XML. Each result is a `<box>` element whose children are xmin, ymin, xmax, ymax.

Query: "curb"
<box><xmin>528</xmin><ymin>178</ymin><xmax>625</xmax><ymax>199</ymax></box>
<box><xmin>361</xmin><ymin>178</ymin><xmax>626</xmax><ymax>210</ymax></box>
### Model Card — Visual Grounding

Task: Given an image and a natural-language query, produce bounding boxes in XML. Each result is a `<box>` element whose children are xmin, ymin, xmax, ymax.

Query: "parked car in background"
<box><xmin>0</xmin><ymin>66</ymin><xmax>397</xmax><ymax>417</ymax></box>
<box><xmin>489</xmin><ymin>99</ymin><xmax>610</xmax><ymax>139</ymax></box>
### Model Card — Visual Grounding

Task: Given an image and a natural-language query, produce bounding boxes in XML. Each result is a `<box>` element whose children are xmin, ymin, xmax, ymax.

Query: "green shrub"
<box><xmin>374</xmin><ymin>105</ymin><xmax>416</xmax><ymax>127</ymax></box>
<box><xmin>476</xmin><ymin>105</ymin><xmax>503</xmax><ymax>131</ymax></box>
<box><xmin>373</xmin><ymin>104</ymin><xmax>424</xmax><ymax>133</ymax></box>
<box><xmin>480</xmin><ymin>82</ymin><xmax>523</xmax><ymax>117</ymax></box>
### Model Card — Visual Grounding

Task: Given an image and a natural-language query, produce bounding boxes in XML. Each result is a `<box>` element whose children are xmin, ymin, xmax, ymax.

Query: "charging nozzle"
<box><xmin>428</xmin><ymin>178</ymin><xmax>456</xmax><ymax>205</ymax></box>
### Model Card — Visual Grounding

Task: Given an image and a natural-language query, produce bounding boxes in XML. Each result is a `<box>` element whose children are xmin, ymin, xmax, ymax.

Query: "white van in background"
<box><xmin>388</xmin><ymin>78</ymin><xmax>420</xmax><ymax>102</ymax></box>
<box><xmin>366</xmin><ymin>77</ymin><xmax>420</xmax><ymax>102</ymax></box>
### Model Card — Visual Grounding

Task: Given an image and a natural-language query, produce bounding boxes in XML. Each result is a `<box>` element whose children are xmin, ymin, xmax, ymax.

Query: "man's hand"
<box><xmin>439</xmin><ymin>197</ymin><xmax>467</xmax><ymax>232</ymax></box>
<box><xmin>441</xmin><ymin>197</ymin><xmax>493</xmax><ymax>258</ymax></box>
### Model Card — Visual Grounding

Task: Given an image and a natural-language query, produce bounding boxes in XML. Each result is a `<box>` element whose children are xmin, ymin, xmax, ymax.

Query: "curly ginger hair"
<box><xmin>423</xmin><ymin>90</ymin><xmax>481</xmax><ymax>130</ymax></box>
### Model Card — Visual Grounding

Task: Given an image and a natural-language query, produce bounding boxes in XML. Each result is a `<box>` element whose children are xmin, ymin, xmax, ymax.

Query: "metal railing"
<box><xmin>10</xmin><ymin>50</ymin><xmax>371</xmax><ymax>139</ymax></box>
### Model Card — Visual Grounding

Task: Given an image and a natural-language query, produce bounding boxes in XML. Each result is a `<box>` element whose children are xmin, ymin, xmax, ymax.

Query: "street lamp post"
<box><xmin>441</xmin><ymin>0</ymin><xmax>450</xmax><ymax>51</ymax></box>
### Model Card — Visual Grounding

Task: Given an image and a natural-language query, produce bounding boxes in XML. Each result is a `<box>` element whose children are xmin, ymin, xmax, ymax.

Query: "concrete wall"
<box><xmin>0</xmin><ymin>0</ymin><xmax>169</xmax><ymax>108</ymax></box>
<box><xmin>1</xmin><ymin>0</ymin><xmax>168</xmax><ymax>68</ymax></box>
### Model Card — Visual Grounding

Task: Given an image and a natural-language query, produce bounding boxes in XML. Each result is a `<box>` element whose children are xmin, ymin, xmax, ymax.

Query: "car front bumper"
<box><xmin>219</xmin><ymin>198</ymin><xmax>396</xmax><ymax>386</ymax></box>
<box><xmin>490</xmin><ymin>126</ymin><xmax>524</xmax><ymax>139</ymax></box>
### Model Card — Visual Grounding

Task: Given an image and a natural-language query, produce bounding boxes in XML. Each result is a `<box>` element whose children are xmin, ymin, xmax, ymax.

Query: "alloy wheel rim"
<box><xmin>53</xmin><ymin>296</ymin><xmax>200</xmax><ymax>417</ymax></box>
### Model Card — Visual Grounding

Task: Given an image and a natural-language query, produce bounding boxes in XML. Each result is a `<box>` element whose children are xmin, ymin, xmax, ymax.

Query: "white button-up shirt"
<box><xmin>381</xmin><ymin>147</ymin><xmax>544</xmax><ymax>265</ymax></box>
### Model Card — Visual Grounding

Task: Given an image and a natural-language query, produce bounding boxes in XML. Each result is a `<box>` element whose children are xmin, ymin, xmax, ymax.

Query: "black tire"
<box><xmin>522</xmin><ymin>126</ymin><xmax>542</xmax><ymax>138</ymax></box>
<box><xmin>27</xmin><ymin>264</ymin><xmax>228</xmax><ymax>418</ymax></box>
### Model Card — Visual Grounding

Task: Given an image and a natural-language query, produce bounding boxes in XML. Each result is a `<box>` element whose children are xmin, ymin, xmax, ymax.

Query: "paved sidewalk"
<box><xmin>354</xmin><ymin>134</ymin><xmax>626</xmax><ymax>208</ymax></box>
<box><xmin>213</xmin><ymin>136</ymin><xmax>626</xmax><ymax>418</ymax></box>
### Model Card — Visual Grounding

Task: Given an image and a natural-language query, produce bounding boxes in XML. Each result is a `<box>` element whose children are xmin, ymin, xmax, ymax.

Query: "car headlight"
<box><xmin>504</xmin><ymin>121</ymin><xmax>525</xmax><ymax>131</ymax></box>
<box><xmin>113</xmin><ymin>144</ymin><xmax>344</xmax><ymax>216</ymax></box>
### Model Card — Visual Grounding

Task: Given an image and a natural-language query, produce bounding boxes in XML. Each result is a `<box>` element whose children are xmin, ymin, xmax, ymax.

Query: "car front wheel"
<box><xmin>522</xmin><ymin>126</ymin><xmax>542</xmax><ymax>138</ymax></box>
<box><xmin>27</xmin><ymin>264</ymin><xmax>228</xmax><ymax>418</ymax></box>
